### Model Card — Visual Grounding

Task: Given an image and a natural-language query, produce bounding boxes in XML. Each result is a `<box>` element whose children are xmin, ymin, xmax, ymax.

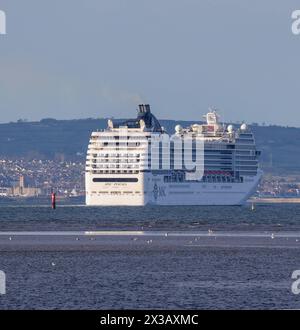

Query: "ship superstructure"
<box><xmin>85</xmin><ymin>104</ymin><xmax>262</xmax><ymax>205</ymax></box>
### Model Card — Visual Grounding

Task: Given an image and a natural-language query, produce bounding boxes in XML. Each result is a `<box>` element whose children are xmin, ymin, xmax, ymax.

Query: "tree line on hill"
<box><xmin>0</xmin><ymin>118</ymin><xmax>299</xmax><ymax>174</ymax></box>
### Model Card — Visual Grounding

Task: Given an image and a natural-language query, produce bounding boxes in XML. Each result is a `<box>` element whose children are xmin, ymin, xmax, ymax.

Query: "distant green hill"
<box><xmin>0</xmin><ymin>118</ymin><xmax>299</xmax><ymax>174</ymax></box>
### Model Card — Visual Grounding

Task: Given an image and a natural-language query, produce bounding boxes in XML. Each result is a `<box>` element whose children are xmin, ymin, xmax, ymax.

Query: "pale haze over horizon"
<box><xmin>0</xmin><ymin>0</ymin><xmax>300</xmax><ymax>126</ymax></box>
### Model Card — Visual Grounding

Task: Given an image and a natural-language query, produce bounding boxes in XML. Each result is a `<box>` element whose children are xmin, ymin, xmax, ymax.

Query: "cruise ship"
<box><xmin>85</xmin><ymin>104</ymin><xmax>262</xmax><ymax>205</ymax></box>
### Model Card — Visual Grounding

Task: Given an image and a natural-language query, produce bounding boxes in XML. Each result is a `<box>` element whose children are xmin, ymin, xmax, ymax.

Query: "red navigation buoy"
<box><xmin>51</xmin><ymin>192</ymin><xmax>56</xmax><ymax>209</ymax></box>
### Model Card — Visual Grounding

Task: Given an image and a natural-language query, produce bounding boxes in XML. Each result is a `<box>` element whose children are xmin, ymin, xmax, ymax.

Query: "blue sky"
<box><xmin>0</xmin><ymin>0</ymin><xmax>300</xmax><ymax>126</ymax></box>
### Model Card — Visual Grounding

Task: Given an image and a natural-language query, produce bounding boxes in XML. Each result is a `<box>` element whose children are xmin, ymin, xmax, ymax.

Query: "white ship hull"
<box><xmin>85</xmin><ymin>171</ymin><xmax>262</xmax><ymax>206</ymax></box>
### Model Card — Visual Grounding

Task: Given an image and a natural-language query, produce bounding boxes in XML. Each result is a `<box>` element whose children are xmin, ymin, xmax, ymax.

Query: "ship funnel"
<box><xmin>138</xmin><ymin>104</ymin><xmax>151</xmax><ymax>113</ymax></box>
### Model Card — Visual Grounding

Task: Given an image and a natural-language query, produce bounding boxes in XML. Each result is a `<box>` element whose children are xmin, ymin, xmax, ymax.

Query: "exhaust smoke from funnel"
<box><xmin>98</xmin><ymin>86</ymin><xmax>146</xmax><ymax>106</ymax></box>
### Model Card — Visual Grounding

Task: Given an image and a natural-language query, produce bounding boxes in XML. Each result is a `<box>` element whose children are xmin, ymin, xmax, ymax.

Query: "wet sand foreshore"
<box><xmin>1</xmin><ymin>230</ymin><xmax>300</xmax><ymax>251</ymax></box>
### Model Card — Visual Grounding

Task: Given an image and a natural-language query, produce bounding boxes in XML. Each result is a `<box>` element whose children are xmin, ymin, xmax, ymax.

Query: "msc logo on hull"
<box><xmin>153</xmin><ymin>184</ymin><xmax>166</xmax><ymax>200</ymax></box>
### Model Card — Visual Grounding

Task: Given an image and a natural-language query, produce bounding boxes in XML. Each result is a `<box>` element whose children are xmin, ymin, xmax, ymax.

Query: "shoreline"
<box><xmin>1</xmin><ymin>197</ymin><xmax>300</xmax><ymax>206</ymax></box>
<box><xmin>251</xmin><ymin>198</ymin><xmax>300</xmax><ymax>204</ymax></box>
<box><xmin>0</xmin><ymin>230</ymin><xmax>300</xmax><ymax>251</ymax></box>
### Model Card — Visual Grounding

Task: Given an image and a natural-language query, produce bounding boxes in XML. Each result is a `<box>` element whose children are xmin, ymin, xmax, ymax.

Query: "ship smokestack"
<box><xmin>138</xmin><ymin>104</ymin><xmax>151</xmax><ymax>113</ymax></box>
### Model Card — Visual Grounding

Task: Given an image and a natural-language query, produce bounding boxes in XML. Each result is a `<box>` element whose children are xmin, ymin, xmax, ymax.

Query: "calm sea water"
<box><xmin>0</xmin><ymin>204</ymin><xmax>300</xmax><ymax>309</ymax></box>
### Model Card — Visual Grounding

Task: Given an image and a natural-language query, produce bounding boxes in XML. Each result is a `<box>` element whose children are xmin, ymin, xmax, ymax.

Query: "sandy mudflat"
<box><xmin>0</xmin><ymin>230</ymin><xmax>300</xmax><ymax>251</ymax></box>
